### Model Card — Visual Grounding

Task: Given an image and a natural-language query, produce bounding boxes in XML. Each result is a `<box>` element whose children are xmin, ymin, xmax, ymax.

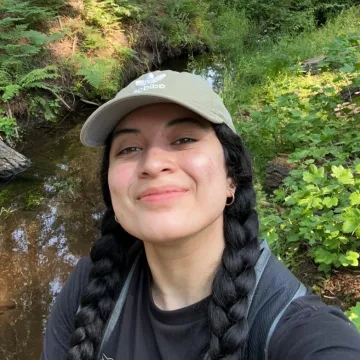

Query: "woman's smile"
<box><xmin>137</xmin><ymin>186</ymin><xmax>189</xmax><ymax>204</ymax></box>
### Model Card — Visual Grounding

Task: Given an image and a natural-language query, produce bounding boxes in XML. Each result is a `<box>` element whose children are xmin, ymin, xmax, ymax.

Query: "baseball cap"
<box><xmin>80</xmin><ymin>70</ymin><xmax>236</xmax><ymax>147</ymax></box>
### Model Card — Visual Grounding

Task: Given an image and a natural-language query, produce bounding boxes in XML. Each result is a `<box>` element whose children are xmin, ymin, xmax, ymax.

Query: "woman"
<box><xmin>41</xmin><ymin>70</ymin><xmax>360</xmax><ymax>360</ymax></box>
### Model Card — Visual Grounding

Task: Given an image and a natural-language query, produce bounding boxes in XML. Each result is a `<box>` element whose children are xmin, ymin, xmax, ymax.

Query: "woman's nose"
<box><xmin>139</xmin><ymin>147</ymin><xmax>176</xmax><ymax>178</ymax></box>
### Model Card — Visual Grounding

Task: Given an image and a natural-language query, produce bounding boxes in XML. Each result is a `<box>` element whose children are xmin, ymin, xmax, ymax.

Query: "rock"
<box><xmin>0</xmin><ymin>140</ymin><xmax>31</xmax><ymax>183</ymax></box>
<box><xmin>265</xmin><ymin>154</ymin><xmax>297</xmax><ymax>193</ymax></box>
<box><xmin>302</xmin><ymin>55</ymin><xmax>326</xmax><ymax>75</ymax></box>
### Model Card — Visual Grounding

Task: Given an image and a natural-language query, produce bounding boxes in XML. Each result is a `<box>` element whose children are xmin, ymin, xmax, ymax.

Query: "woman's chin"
<box><xmin>136</xmin><ymin>226</ymin><xmax>193</xmax><ymax>245</ymax></box>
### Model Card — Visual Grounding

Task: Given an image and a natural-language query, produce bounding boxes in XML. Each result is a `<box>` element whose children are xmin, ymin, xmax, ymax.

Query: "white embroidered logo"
<box><xmin>133</xmin><ymin>73</ymin><xmax>167</xmax><ymax>94</ymax></box>
<box><xmin>135</xmin><ymin>73</ymin><xmax>166</xmax><ymax>86</ymax></box>
<box><xmin>101</xmin><ymin>354</ymin><xmax>114</xmax><ymax>360</ymax></box>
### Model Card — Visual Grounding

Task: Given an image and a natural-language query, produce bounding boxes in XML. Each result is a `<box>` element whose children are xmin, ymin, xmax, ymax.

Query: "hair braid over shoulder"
<box><xmin>67</xmin><ymin>142</ymin><xmax>136</xmax><ymax>360</ymax></box>
<box><xmin>204</xmin><ymin>124</ymin><xmax>260</xmax><ymax>360</ymax></box>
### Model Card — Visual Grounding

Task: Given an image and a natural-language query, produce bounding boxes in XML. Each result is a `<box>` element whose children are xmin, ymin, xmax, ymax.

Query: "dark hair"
<box><xmin>67</xmin><ymin>123</ymin><xmax>260</xmax><ymax>360</ymax></box>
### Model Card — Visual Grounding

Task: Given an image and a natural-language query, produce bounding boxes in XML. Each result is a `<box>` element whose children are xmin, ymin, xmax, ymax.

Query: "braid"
<box><xmin>204</xmin><ymin>124</ymin><xmax>260</xmax><ymax>360</ymax></box>
<box><xmin>67</xmin><ymin>140</ymin><xmax>136</xmax><ymax>360</ymax></box>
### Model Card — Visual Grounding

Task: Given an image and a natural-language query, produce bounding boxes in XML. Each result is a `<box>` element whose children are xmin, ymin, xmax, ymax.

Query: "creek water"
<box><xmin>0</xmin><ymin>55</ymin><xmax>223</xmax><ymax>360</ymax></box>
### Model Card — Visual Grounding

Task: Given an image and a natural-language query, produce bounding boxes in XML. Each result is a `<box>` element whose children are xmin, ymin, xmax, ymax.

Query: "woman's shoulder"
<box><xmin>269</xmin><ymin>294</ymin><xmax>360</xmax><ymax>359</ymax></box>
<box><xmin>53</xmin><ymin>256</ymin><xmax>93</xmax><ymax>315</ymax></box>
<box><xmin>66</xmin><ymin>256</ymin><xmax>93</xmax><ymax>298</ymax></box>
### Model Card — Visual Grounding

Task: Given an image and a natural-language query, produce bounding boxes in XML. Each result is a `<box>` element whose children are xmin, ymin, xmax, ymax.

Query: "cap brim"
<box><xmin>80</xmin><ymin>93</ymin><xmax>223</xmax><ymax>147</ymax></box>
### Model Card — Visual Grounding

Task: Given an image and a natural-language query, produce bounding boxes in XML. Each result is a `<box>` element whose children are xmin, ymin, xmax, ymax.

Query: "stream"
<box><xmin>0</xmin><ymin>55</ymin><xmax>223</xmax><ymax>360</ymax></box>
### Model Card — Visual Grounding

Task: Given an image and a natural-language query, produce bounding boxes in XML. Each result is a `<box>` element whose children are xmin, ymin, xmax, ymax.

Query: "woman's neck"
<box><xmin>143</xmin><ymin>218</ymin><xmax>225</xmax><ymax>311</ymax></box>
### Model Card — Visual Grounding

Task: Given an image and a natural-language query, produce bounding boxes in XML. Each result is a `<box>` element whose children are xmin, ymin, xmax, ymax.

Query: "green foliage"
<box><xmin>246</xmin><ymin>29</ymin><xmax>360</xmax><ymax>272</ymax></box>
<box><xmin>213</xmin><ymin>0</ymin><xmax>356</xmax><ymax>39</ymax></box>
<box><xmin>274</xmin><ymin>162</ymin><xmax>360</xmax><ymax>272</ymax></box>
<box><xmin>0</xmin><ymin>0</ymin><xmax>55</xmax><ymax>71</ymax></box>
<box><xmin>83</xmin><ymin>0</ymin><xmax>140</xmax><ymax>31</ymax></box>
<box><xmin>0</xmin><ymin>0</ymin><xmax>63</xmax><ymax>140</ymax></box>
<box><xmin>73</xmin><ymin>56</ymin><xmax>121</xmax><ymax>100</ymax></box>
<box><xmin>0</xmin><ymin>111</ymin><xmax>18</xmax><ymax>140</ymax></box>
<box><xmin>0</xmin><ymin>66</ymin><xmax>60</xmax><ymax>110</ymax></box>
<box><xmin>25</xmin><ymin>192</ymin><xmax>44</xmax><ymax>209</ymax></box>
<box><xmin>345</xmin><ymin>302</ymin><xmax>360</xmax><ymax>332</ymax></box>
<box><xmin>29</xmin><ymin>96</ymin><xmax>61</xmax><ymax>122</ymax></box>
<box><xmin>132</xmin><ymin>0</ymin><xmax>210</xmax><ymax>50</ymax></box>
<box><xmin>208</xmin><ymin>8</ymin><xmax>249</xmax><ymax>54</ymax></box>
<box><xmin>221</xmin><ymin>6</ymin><xmax>360</xmax><ymax>109</ymax></box>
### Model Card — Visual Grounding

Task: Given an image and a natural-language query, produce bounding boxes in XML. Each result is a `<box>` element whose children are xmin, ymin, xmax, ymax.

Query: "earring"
<box><xmin>226</xmin><ymin>189</ymin><xmax>235</xmax><ymax>206</ymax></box>
<box><xmin>114</xmin><ymin>214</ymin><xmax>120</xmax><ymax>224</ymax></box>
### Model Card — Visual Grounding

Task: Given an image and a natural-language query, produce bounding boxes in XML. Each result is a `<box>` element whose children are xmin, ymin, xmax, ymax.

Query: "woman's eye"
<box><xmin>173</xmin><ymin>138</ymin><xmax>196</xmax><ymax>145</ymax></box>
<box><xmin>118</xmin><ymin>146</ymin><xmax>141</xmax><ymax>155</ymax></box>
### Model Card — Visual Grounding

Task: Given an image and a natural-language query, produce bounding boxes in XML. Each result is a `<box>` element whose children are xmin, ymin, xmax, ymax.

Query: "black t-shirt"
<box><xmin>41</xmin><ymin>254</ymin><xmax>360</xmax><ymax>360</ymax></box>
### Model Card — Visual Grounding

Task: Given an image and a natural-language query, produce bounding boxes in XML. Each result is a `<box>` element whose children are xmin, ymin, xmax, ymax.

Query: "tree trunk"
<box><xmin>0</xmin><ymin>140</ymin><xmax>31</xmax><ymax>182</ymax></box>
<box><xmin>265</xmin><ymin>155</ymin><xmax>298</xmax><ymax>193</ymax></box>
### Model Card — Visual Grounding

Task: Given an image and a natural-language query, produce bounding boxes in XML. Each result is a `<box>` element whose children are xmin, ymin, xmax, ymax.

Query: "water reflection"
<box><xmin>159</xmin><ymin>53</ymin><xmax>225</xmax><ymax>92</ymax></box>
<box><xmin>0</xmin><ymin>124</ymin><xmax>102</xmax><ymax>360</ymax></box>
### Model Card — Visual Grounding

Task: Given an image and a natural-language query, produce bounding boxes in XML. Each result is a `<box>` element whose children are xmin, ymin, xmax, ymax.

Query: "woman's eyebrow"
<box><xmin>112</xmin><ymin>117</ymin><xmax>208</xmax><ymax>141</ymax></box>
<box><xmin>165</xmin><ymin>117</ymin><xmax>209</xmax><ymax>129</ymax></box>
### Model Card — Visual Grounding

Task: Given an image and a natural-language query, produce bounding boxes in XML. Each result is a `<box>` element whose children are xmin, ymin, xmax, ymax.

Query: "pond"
<box><xmin>0</xmin><ymin>56</ymin><xmax>224</xmax><ymax>360</ymax></box>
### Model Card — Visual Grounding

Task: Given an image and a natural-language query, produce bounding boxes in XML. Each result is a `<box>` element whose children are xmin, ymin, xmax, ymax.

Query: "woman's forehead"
<box><xmin>113</xmin><ymin>103</ymin><xmax>207</xmax><ymax>131</ymax></box>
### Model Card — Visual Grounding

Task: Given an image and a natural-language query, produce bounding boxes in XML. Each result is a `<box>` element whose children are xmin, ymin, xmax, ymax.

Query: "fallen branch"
<box><xmin>42</xmin><ymin>86</ymin><xmax>72</xmax><ymax>110</ymax></box>
<box><xmin>80</xmin><ymin>98</ymin><xmax>101</xmax><ymax>107</ymax></box>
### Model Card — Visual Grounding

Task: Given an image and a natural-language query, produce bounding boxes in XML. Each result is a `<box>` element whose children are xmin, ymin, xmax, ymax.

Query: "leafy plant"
<box><xmin>73</xmin><ymin>55</ymin><xmax>120</xmax><ymax>99</ymax></box>
<box><xmin>273</xmin><ymin>161</ymin><xmax>360</xmax><ymax>272</ymax></box>
<box><xmin>0</xmin><ymin>110</ymin><xmax>18</xmax><ymax>140</ymax></box>
<box><xmin>245</xmin><ymin>29</ymin><xmax>360</xmax><ymax>272</ymax></box>
<box><xmin>345</xmin><ymin>302</ymin><xmax>360</xmax><ymax>332</ymax></box>
<box><xmin>83</xmin><ymin>0</ymin><xmax>140</xmax><ymax>31</ymax></box>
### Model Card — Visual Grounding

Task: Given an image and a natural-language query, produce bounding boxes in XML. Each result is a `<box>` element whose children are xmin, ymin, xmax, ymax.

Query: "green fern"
<box><xmin>0</xmin><ymin>0</ymin><xmax>52</xmax><ymax>25</ymax></box>
<box><xmin>0</xmin><ymin>84</ymin><xmax>21</xmax><ymax>102</ymax></box>
<box><xmin>0</xmin><ymin>69</ymin><xmax>12</xmax><ymax>87</ymax></box>
<box><xmin>19</xmin><ymin>66</ymin><xmax>59</xmax><ymax>88</ymax></box>
<box><xmin>74</xmin><ymin>55</ymin><xmax>119</xmax><ymax>98</ymax></box>
<box><xmin>0</xmin><ymin>0</ymin><xmax>58</xmax><ymax>76</ymax></box>
<box><xmin>83</xmin><ymin>0</ymin><xmax>140</xmax><ymax>30</ymax></box>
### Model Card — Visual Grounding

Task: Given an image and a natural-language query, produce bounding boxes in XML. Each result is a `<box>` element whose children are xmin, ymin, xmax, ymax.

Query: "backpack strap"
<box><xmin>245</xmin><ymin>239</ymin><xmax>307</xmax><ymax>360</ymax></box>
<box><xmin>264</xmin><ymin>282</ymin><xmax>307</xmax><ymax>359</ymax></box>
<box><xmin>96</xmin><ymin>249</ymin><xmax>143</xmax><ymax>360</ymax></box>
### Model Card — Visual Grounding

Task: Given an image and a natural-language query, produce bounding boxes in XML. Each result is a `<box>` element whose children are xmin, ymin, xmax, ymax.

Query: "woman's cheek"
<box><xmin>108</xmin><ymin>163</ymin><xmax>136</xmax><ymax>197</ymax></box>
<box><xmin>184</xmin><ymin>150</ymin><xmax>226</xmax><ymax>184</ymax></box>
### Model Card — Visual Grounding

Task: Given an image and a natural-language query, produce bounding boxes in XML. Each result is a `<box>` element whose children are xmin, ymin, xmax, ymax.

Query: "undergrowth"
<box><xmin>242</xmin><ymin>28</ymin><xmax>360</xmax><ymax>276</ymax></box>
<box><xmin>1</xmin><ymin>0</ymin><xmax>358</xmax><ymax>143</ymax></box>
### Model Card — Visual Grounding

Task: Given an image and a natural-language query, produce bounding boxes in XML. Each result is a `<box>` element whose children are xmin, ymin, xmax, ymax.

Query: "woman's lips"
<box><xmin>138</xmin><ymin>187</ymin><xmax>188</xmax><ymax>203</ymax></box>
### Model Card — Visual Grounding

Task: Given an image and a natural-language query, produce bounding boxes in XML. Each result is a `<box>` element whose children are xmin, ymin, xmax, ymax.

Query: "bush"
<box><xmin>247</xmin><ymin>29</ymin><xmax>360</xmax><ymax>272</ymax></box>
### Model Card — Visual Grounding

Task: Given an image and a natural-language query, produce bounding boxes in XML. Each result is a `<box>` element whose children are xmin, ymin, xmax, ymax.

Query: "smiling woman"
<box><xmin>41</xmin><ymin>70</ymin><xmax>360</xmax><ymax>360</ymax></box>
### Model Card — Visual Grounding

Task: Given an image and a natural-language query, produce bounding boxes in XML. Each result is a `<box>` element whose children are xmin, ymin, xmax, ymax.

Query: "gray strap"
<box><xmin>245</xmin><ymin>239</ymin><xmax>271</xmax><ymax>318</ymax></box>
<box><xmin>264</xmin><ymin>283</ymin><xmax>307</xmax><ymax>359</ymax></box>
<box><xmin>96</xmin><ymin>251</ymin><xmax>142</xmax><ymax>360</ymax></box>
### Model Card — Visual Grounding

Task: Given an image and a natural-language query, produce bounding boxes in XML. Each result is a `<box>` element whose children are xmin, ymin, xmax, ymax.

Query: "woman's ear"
<box><xmin>226</xmin><ymin>178</ymin><xmax>236</xmax><ymax>197</ymax></box>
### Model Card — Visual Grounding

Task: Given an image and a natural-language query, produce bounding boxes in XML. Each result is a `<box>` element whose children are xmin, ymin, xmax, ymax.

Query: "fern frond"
<box><xmin>22</xmin><ymin>30</ymin><xmax>48</xmax><ymax>46</ymax></box>
<box><xmin>0</xmin><ymin>17</ymin><xmax>25</xmax><ymax>28</ymax></box>
<box><xmin>0</xmin><ymin>84</ymin><xmax>21</xmax><ymax>102</ymax></box>
<box><xmin>76</xmin><ymin>67</ymin><xmax>105</xmax><ymax>88</ymax></box>
<box><xmin>19</xmin><ymin>66</ymin><xmax>59</xmax><ymax>88</ymax></box>
<box><xmin>1</xmin><ymin>43</ymin><xmax>41</xmax><ymax>57</ymax></box>
<box><xmin>0</xmin><ymin>24</ymin><xmax>28</xmax><ymax>40</ymax></box>
<box><xmin>0</xmin><ymin>69</ymin><xmax>12</xmax><ymax>86</ymax></box>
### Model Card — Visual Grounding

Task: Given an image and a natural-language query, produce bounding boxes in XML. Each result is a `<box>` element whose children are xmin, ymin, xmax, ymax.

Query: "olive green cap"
<box><xmin>80</xmin><ymin>70</ymin><xmax>236</xmax><ymax>147</ymax></box>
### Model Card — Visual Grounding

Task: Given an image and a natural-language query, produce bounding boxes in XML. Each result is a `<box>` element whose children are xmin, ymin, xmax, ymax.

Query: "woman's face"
<box><xmin>108</xmin><ymin>103</ymin><xmax>234</xmax><ymax>244</ymax></box>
